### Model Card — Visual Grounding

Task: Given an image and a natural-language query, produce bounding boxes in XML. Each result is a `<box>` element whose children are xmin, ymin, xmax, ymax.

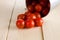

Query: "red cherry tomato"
<box><xmin>42</xmin><ymin>8</ymin><xmax>49</xmax><ymax>16</ymax></box>
<box><xmin>32</xmin><ymin>1</ymin><xmax>36</xmax><ymax>6</ymax></box>
<box><xmin>34</xmin><ymin>12</ymin><xmax>41</xmax><ymax>18</ymax></box>
<box><xmin>26</xmin><ymin>13</ymin><xmax>36</xmax><ymax>20</ymax></box>
<box><xmin>48</xmin><ymin>3</ymin><xmax>50</xmax><ymax>8</ymax></box>
<box><xmin>27</xmin><ymin>5</ymin><xmax>33</xmax><ymax>12</ymax></box>
<box><xmin>17</xmin><ymin>14</ymin><xmax>25</xmax><ymax>20</ymax></box>
<box><xmin>25</xmin><ymin>19</ymin><xmax>35</xmax><ymax>28</ymax></box>
<box><xmin>35</xmin><ymin>18</ymin><xmax>43</xmax><ymax>27</ymax></box>
<box><xmin>16</xmin><ymin>19</ymin><xmax>25</xmax><ymax>29</ymax></box>
<box><xmin>25</xmin><ymin>11</ymin><xmax>31</xmax><ymax>16</ymax></box>
<box><xmin>40</xmin><ymin>1</ymin><xmax>46</xmax><ymax>7</ymax></box>
<box><xmin>35</xmin><ymin>4</ymin><xmax>42</xmax><ymax>12</ymax></box>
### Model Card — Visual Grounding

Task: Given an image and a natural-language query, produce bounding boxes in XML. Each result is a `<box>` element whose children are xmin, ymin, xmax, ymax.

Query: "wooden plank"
<box><xmin>7</xmin><ymin>0</ymin><xmax>43</xmax><ymax>40</ymax></box>
<box><xmin>0</xmin><ymin>0</ymin><xmax>15</xmax><ymax>40</ymax></box>
<box><xmin>43</xmin><ymin>4</ymin><xmax>60</xmax><ymax>40</ymax></box>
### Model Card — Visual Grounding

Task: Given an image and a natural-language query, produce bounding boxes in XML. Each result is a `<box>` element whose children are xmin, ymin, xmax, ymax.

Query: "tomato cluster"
<box><xmin>16</xmin><ymin>11</ymin><xmax>43</xmax><ymax>29</ymax></box>
<box><xmin>26</xmin><ymin>0</ymin><xmax>50</xmax><ymax>17</ymax></box>
<box><xmin>16</xmin><ymin>0</ymin><xmax>50</xmax><ymax>29</ymax></box>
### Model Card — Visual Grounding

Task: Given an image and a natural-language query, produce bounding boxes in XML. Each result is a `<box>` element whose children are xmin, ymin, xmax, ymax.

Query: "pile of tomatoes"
<box><xmin>26</xmin><ymin>0</ymin><xmax>50</xmax><ymax>17</ymax></box>
<box><xmin>16</xmin><ymin>11</ymin><xmax>43</xmax><ymax>29</ymax></box>
<box><xmin>16</xmin><ymin>0</ymin><xmax>50</xmax><ymax>29</ymax></box>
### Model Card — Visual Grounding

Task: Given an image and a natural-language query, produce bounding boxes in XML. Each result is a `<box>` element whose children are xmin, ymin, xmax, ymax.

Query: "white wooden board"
<box><xmin>0</xmin><ymin>0</ymin><xmax>15</xmax><ymax>40</ymax></box>
<box><xmin>43</xmin><ymin>4</ymin><xmax>60</xmax><ymax>40</ymax></box>
<box><xmin>7</xmin><ymin>0</ymin><xmax>43</xmax><ymax>40</ymax></box>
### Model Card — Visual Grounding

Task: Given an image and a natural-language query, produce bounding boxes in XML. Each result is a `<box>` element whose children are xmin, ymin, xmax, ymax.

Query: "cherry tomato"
<box><xmin>34</xmin><ymin>12</ymin><xmax>41</xmax><ymax>18</ymax></box>
<box><xmin>35</xmin><ymin>18</ymin><xmax>43</xmax><ymax>27</ymax></box>
<box><xmin>27</xmin><ymin>5</ymin><xmax>33</xmax><ymax>12</ymax></box>
<box><xmin>48</xmin><ymin>3</ymin><xmax>50</xmax><ymax>8</ymax></box>
<box><xmin>35</xmin><ymin>4</ymin><xmax>42</xmax><ymax>12</ymax></box>
<box><xmin>26</xmin><ymin>13</ymin><xmax>36</xmax><ymax>20</ymax></box>
<box><xmin>16</xmin><ymin>19</ymin><xmax>25</xmax><ymax>29</ymax></box>
<box><xmin>40</xmin><ymin>1</ymin><xmax>45</xmax><ymax>6</ymax></box>
<box><xmin>17</xmin><ymin>14</ymin><xmax>25</xmax><ymax>20</ymax></box>
<box><xmin>25</xmin><ymin>11</ymin><xmax>31</xmax><ymax>16</ymax></box>
<box><xmin>32</xmin><ymin>1</ymin><xmax>36</xmax><ymax>6</ymax></box>
<box><xmin>42</xmin><ymin>8</ymin><xmax>49</xmax><ymax>16</ymax></box>
<box><xmin>40</xmin><ymin>1</ymin><xmax>47</xmax><ymax>7</ymax></box>
<box><xmin>25</xmin><ymin>19</ymin><xmax>35</xmax><ymax>28</ymax></box>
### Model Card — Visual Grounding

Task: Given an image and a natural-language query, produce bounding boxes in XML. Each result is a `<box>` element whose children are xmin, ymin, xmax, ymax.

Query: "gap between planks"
<box><xmin>6</xmin><ymin>0</ymin><xmax>16</xmax><ymax>40</ymax></box>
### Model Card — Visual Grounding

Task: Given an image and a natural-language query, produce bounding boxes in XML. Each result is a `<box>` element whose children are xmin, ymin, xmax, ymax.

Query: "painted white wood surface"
<box><xmin>43</xmin><ymin>4</ymin><xmax>60</xmax><ymax>40</ymax></box>
<box><xmin>7</xmin><ymin>0</ymin><xmax>43</xmax><ymax>40</ymax></box>
<box><xmin>0</xmin><ymin>0</ymin><xmax>15</xmax><ymax>40</ymax></box>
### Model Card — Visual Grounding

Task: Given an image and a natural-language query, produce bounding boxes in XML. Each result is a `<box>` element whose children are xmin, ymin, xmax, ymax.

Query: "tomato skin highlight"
<box><xmin>16</xmin><ymin>19</ymin><xmax>25</xmax><ymax>29</ymax></box>
<box><xmin>35</xmin><ymin>18</ymin><xmax>43</xmax><ymax>27</ymax></box>
<box><xmin>25</xmin><ymin>19</ymin><xmax>35</xmax><ymax>28</ymax></box>
<box><xmin>34</xmin><ymin>12</ymin><xmax>41</xmax><ymax>18</ymax></box>
<box><xmin>35</xmin><ymin>4</ymin><xmax>42</xmax><ymax>12</ymax></box>
<box><xmin>26</xmin><ymin>13</ymin><xmax>36</xmax><ymax>20</ymax></box>
<box><xmin>27</xmin><ymin>5</ymin><xmax>34</xmax><ymax>12</ymax></box>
